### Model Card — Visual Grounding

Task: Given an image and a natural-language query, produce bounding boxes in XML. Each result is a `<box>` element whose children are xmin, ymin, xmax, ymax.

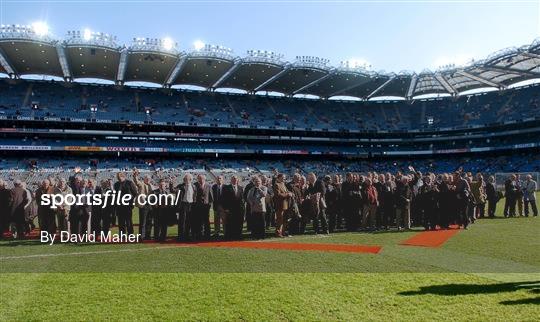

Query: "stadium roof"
<box><xmin>0</xmin><ymin>24</ymin><xmax>539</xmax><ymax>100</ymax></box>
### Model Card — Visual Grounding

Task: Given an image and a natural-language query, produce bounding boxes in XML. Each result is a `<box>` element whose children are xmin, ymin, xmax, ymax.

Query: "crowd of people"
<box><xmin>0</xmin><ymin>166</ymin><xmax>537</xmax><ymax>241</ymax></box>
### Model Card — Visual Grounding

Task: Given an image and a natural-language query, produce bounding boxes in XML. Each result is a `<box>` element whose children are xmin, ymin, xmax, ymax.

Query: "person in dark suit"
<box><xmin>79</xmin><ymin>179</ymin><xmax>95</xmax><ymax>235</ymax></box>
<box><xmin>286</xmin><ymin>173</ymin><xmax>303</xmax><ymax>235</ymax></box>
<box><xmin>306</xmin><ymin>172</ymin><xmax>329</xmax><ymax>234</ymax></box>
<box><xmin>68</xmin><ymin>174</ymin><xmax>85</xmax><ymax>235</ymax></box>
<box><xmin>504</xmin><ymin>174</ymin><xmax>517</xmax><ymax>217</ymax></box>
<box><xmin>222</xmin><ymin>175</ymin><xmax>245</xmax><ymax>240</ymax></box>
<box><xmin>455</xmin><ymin>172</ymin><xmax>472</xmax><ymax>229</ymax></box>
<box><xmin>134</xmin><ymin>170</ymin><xmax>153</xmax><ymax>240</ymax></box>
<box><xmin>0</xmin><ymin>179</ymin><xmax>11</xmax><ymax>239</ymax></box>
<box><xmin>9</xmin><ymin>180</ymin><xmax>28</xmax><ymax>239</ymax></box>
<box><xmin>175</xmin><ymin>173</ymin><xmax>197</xmax><ymax>241</ymax></box>
<box><xmin>113</xmin><ymin>172</ymin><xmax>138</xmax><ymax>235</ymax></box>
<box><xmin>243</xmin><ymin>177</ymin><xmax>255</xmax><ymax>232</ymax></box>
<box><xmin>325</xmin><ymin>175</ymin><xmax>341</xmax><ymax>233</ymax></box>
<box><xmin>523</xmin><ymin>174</ymin><xmax>538</xmax><ymax>217</ymax></box>
<box><xmin>90</xmin><ymin>179</ymin><xmax>104</xmax><ymax>234</ymax></box>
<box><xmin>395</xmin><ymin>176</ymin><xmax>412</xmax><ymax>230</ymax></box>
<box><xmin>486</xmin><ymin>175</ymin><xmax>498</xmax><ymax>218</ymax></box>
<box><xmin>96</xmin><ymin>179</ymin><xmax>114</xmax><ymax>236</ymax></box>
<box><xmin>152</xmin><ymin>179</ymin><xmax>174</xmax><ymax>242</ymax></box>
<box><xmin>212</xmin><ymin>175</ymin><xmax>226</xmax><ymax>237</ymax></box>
<box><xmin>193</xmin><ymin>174</ymin><xmax>213</xmax><ymax>240</ymax></box>
<box><xmin>342</xmin><ymin>173</ymin><xmax>362</xmax><ymax>231</ymax></box>
<box><xmin>418</xmin><ymin>176</ymin><xmax>439</xmax><ymax>230</ymax></box>
<box><xmin>35</xmin><ymin>179</ymin><xmax>56</xmax><ymax>234</ymax></box>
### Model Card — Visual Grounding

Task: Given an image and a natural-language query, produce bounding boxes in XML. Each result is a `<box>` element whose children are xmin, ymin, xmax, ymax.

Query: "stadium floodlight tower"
<box><xmin>189</xmin><ymin>43</ymin><xmax>235</xmax><ymax>89</ymax></box>
<box><xmin>290</xmin><ymin>56</ymin><xmax>332</xmax><ymax>96</ymax></box>
<box><xmin>64</xmin><ymin>29</ymin><xmax>120</xmax><ymax>82</ymax></box>
<box><xmin>339</xmin><ymin>59</ymin><xmax>371</xmax><ymax>71</ymax></box>
<box><xmin>255</xmin><ymin>55</ymin><xmax>331</xmax><ymax>96</ymax></box>
<box><xmin>0</xmin><ymin>22</ymin><xmax>51</xmax><ymax>41</ymax></box>
<box><xmin>213</xmin><ymin>49</ymin><xmax>286</xmax><ymax>90</ymax></box>
<box><xmin>125</xmin><ymin>37</ymin><xmax>180</xmax><ymax>86</ymax></box>
<box><xmin>245</xmin><ymin>50</ymin><xmax>285</xmax><ymax>65</ymax></box>
<box><xmin>166</xmin><ymin>42</ymin><xmax>235</xmax><ymax>89</ymax></box>
<box><xmin>0</xmin><ymin>23</ymin><xmax>56</xmax><ymax>78</ymax></box>
<box><xmin>317</xmin><ymin>60</ymin><xmax>374</xmax><ymax>99</ymax></box>
<box><xmin>66</xmin><ymin>29</ymin><xmax>118</xmax><ymax>48</ymax></box>
<box><xmin>190</xmin><ymin>43</ymin><xmax>234</xmax><ymax>60</ymax></box>
<box><xmin>293</xmin><ymin>55</ymin><xmax>330</xmax><ymax>70</ymax></box>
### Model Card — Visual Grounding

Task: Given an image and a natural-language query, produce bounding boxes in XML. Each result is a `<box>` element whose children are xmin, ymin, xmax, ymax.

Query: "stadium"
<box><xmin>0</xmin><ymin>2</ymin><xmax>539</xmax><ymax>321</ymax></box>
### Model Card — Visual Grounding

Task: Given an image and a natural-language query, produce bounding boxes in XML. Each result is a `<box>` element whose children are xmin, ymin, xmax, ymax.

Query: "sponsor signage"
<box><xmin>0</xmin><ymin>145</ymin><xmax>51</xmax><ymax>151</ymax></box>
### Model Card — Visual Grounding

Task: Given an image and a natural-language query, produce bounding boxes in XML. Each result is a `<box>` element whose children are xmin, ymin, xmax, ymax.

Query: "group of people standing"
<box><xmin>0</xmin><ymin>167</ymin><xmax>537</xmax><ymax>241</ymax></box>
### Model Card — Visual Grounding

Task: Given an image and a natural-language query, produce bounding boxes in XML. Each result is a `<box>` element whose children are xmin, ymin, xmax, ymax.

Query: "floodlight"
<box><xmin>31</xmin><ymin>21</ymin><xmax>49</xmax><ymax>36</ymax></box>
<box><xmin>83</xmin><ymin>28</ymin><xmax>92</xmax><ymax>41</ymax></box>
<box><xmin>194</xmin><ymin>40</ymin><xmax>205</xmax><ymax>51</ymax></box>
<box><xmin>162</xmin><ymin>37</ymin><xmax>174</xmax><ymax>50</ymax></box>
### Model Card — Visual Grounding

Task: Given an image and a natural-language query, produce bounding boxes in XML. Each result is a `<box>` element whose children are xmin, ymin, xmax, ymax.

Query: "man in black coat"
<box><xmin>455</xmin><ymin>172</ymin><xmax>472</xmax><ymax>229</ymax></box>
<box><xmin>212</xmin><ymin>175</ymin><xmax>226</xmax><ymax>237</ymax></box>
<box><xmin>113</xmin><ymin>172</ymin><xmax>138</xmax><ymax>235</ymax></box>
<box><xmin>395</xmin><ymin>176</ymin><xmax>412</xmax><ymax>230</ymax></box>
<box><xmin>152</xmin><ymin>179</ymin><xmax>174</xmax><ymax>242</ymax></box>
<box><xmin>504</xmin><ymin>174</ymin><xmax>517</xmax><ymax>217</ymax></box>
<box><xmin>9</xmin><ymin>180</ymin><xmax>28</xmax><ymax>239</ymax></box>
<box><xmin>243</xmin><ymin>177</ymin><xmax>255</xmax><ymax>233</ymax></box>
<box><xmin>418</xmin><ymin>176</ymin><xmax>439</xmax><ymax>230</ymax></box>
<box><xmin>0</xmin><ymin>179</ymin><xmax>11</xmax><ymax>239</ymax></box>
<box><xmin>325</xmin><ymin>175</ymin><xmax>341</xmax><ymax>233</ymax></box>
<box><xmin>193</xmin><ymin>174</ymin><xmax>213</xmax><ymax>241</ymax></box>
<box><xmin>35</xmin><ymin>179</ymin><xmax>56</xmax><ymax>234</ymax></box>
<box><xmin>486</xmin><ymin>175</ymin><xmax>498</xmax><ymax>218</ymax></box>
<box><xmin>341</xmin><ymin>173</ymin><xmax>361</xmax><ymax>232</ymax></box>
<box><xmin>68</xmin><ymin>173</ymin><xmax>85</xmax><ymax>235</ymax></box>
<box><xmin>222</xmin><ymin>175</ymin><xmax>245</xmax><ymax>240</ymax></box>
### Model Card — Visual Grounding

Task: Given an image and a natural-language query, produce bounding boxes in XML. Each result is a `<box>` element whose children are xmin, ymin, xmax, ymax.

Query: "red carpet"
<box><xmin>143</xmin><ymin>239</ymin><xmax>381</xmax><ymax>254</ymax></box>
<box><xmin>170</xmin><ymin>241</ymin><xmax>382</xmax><ymax>254</ymax></box>
<box><xmin>3</xmin><ymin>229</ymin><xmax>381</xmax><ymax>254</ymax></box>
<box><xmin>400</xmin><ymin>226</ymin><xmax>460</xmax><ymax>247</ymax></box>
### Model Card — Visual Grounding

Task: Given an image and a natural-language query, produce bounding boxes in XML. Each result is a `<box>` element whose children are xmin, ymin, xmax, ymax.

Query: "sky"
<box><xmin>0</xmin><ymin>0</ymin><xmax>539</xmax><ymax>73</ymax></box>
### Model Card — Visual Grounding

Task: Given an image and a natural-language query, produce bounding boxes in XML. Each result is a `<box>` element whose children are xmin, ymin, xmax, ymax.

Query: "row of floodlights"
<box><xmin>1</xmin><ymin>22</ymin><xmax>372</xmax><ymax>69</ymax></box>
<box><xmin>1</xmin><ymin>23</ymin><xmax>49</xmax><ymax>37</ymax></box>
<box><xmin>295</xmin><ymin>56</ymin><xmax>331</xmax><ymax>65</ymax></box>
<box><xmin>132</xmin><ymin>37</ymin><xmax>177</xmax><ymax>51</ymax></box>
<box><xmin>68</xmin><ymin>30</ymin><xmax>117</xmax><ymax>43</ymax></box>
<box><xmin>247</xmin><ymin>50</ymin><xmax>284</xmax><ymax>60</ymax></box>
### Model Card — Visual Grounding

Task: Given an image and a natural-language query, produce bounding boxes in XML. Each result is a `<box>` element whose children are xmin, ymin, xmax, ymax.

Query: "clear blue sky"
<box><xmin>1</xmin><ymin>0</ymin><xmax>539</xmax><ymax>72</ymax></box>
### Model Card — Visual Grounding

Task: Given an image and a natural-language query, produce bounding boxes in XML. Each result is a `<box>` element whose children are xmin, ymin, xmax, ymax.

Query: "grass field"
<box><xmin>1</xmin><ymin>196</ymin><xmax>539</xmax><ymax>321</ymax></box>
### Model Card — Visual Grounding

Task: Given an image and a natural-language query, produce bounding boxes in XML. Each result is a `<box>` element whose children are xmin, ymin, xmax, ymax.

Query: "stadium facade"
<box><xmin>0</xmin><ymin>24</ymin><xmax>539</xmax><ymax>174</ymax></box>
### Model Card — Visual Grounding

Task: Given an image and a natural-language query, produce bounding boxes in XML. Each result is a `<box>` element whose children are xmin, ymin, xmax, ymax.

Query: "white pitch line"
<box><xmin>0</xmin><ymin>245</ymin><xmax>189</xmax><ymax>260</ymax></box>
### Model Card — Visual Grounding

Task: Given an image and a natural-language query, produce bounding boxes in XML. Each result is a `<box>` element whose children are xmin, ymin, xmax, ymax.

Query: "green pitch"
<box><xmin>0</xmin><ymin>196</ymin><xmax>539</xmax><ymax>321</ymax></box>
